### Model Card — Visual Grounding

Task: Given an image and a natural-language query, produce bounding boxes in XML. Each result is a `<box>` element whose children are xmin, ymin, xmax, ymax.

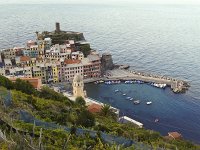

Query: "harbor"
<box><xmin>83</xmin><ymin>68</ymin><xmax>190</xmax><ymax>93</ymax></box>
<box><xmin>105</xmin><ymin>69</ymin><xmax>189</xmax><ymax>93</ymax></box>
<box><xmin>84</xmin><ymin>81</ymin><xmax>200</xmax><ymax>144</ymax></box>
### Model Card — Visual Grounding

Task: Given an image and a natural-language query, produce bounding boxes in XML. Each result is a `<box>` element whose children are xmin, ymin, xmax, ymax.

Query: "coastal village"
<box><xmin>0</xmin><ymin>23</ymin><xmax>104</xmax><ymax>87</ymax></box>
<box><xmin>0</xmin><ymin>23</ymin><xmax>190</xmax><ymax>120</ymax></box>
<box><xmin>0</xmin><ymin>23</ymin><xmax>197</xmax><ymax>147</ymax></box>
<box><xmin>0</xmin><ymin>22</ymin><xmax>189</xmax><ymax>93</ymax></box>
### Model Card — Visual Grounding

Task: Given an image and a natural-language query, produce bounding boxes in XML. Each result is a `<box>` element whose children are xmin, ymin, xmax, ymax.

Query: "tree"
<box><xmin>100</xmin><ymin>104</ymin><xmax>117</xmax><ymax>120</ymax></box>
<box><xmin>75</xmin><ymin>96</ymin><xmax>86</xmax><ymax>107</ymax></box>
<box><xmin>38</xmin><ymin>86</ymin><xmax>72</xmax><ymax>105</ymax></box>
<box><xmin>0</xmin><ymin>75</ymin><xmax>14</xmax><ymax>89</ymax></box>
<box><xmin>100</xmin><ymin>104</ymin><xmax>111</xmax><ymax>116</ymax></box>
<box><xmin>76</xmin><ymin>110</ymin><xmax>95</xmax><ymax>127</ymax></box>
<box><xmin>80</xmin><ymin>44</ymin><xmax>91</xmax><ymax>57</ymax></box>
<box><xmin>14</xmin><ymin>78</ymin><xmax>36</xmax><ymax>95</ymax></box>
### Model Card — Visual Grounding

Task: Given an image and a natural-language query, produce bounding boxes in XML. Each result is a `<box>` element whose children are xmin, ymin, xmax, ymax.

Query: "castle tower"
<box><xmin>55</xmin><ymin>22</ymin><xmax>61</xmax><ymax>33</ymax></box>
<box><xmin>101</xmin><ymin>53</ymin><xmax>114</xmax><ymax>74</ymax></box>
<box><xmin>73</xmin><ymin>74</ymin><xmax>86</xmax><ymax>98</ymax></box>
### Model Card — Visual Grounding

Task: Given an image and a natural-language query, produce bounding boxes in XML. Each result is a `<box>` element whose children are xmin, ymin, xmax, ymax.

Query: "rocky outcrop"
<box><xmin>36</xmin><ymin>23</ymin><xmax>85</xmax><ymax>45</ymax></box>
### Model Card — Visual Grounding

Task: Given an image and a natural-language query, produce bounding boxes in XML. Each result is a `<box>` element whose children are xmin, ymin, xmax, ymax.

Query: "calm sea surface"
<box><xmin>0</xmin><ymin>4</ymin><xmax>200</xmax><ymax>143</ymax></box>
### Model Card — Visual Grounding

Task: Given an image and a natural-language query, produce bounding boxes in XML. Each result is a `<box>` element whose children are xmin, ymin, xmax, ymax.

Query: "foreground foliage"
<box><xmin>0</xmin><ymin>80</ymin><xmax>199</xmax><ymax>149</ymax></box>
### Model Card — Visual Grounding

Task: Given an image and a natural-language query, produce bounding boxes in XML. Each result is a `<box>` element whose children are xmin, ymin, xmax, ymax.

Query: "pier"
<box><xmin>104</xmin><ymin>69</ymin><xmax>189</xmax><ymax>93</ymax></box>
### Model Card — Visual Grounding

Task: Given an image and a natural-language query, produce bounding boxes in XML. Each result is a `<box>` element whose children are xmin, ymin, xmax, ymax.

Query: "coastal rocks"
<box><xmin>172</xmin><ymin>81</ymin><xmax>190</xmax><ymax>93</ymax></box>
<box><xmin>101</xmin><ymin>53</ymin><xmax>114</xmax><ymax>74</ymax></box>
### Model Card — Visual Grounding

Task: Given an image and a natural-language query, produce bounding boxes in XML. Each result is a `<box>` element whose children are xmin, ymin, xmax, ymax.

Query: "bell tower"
<box><xmin>73</xmin><ymin>74</ymin><xmax>86</xmax><ymax>98</ymax></box>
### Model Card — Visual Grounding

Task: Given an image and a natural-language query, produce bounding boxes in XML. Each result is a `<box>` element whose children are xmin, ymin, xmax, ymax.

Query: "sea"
<box><xmin>0</xmin><ymin>3</ymin><xmax>200</xmax><ymax>143</ymax></box>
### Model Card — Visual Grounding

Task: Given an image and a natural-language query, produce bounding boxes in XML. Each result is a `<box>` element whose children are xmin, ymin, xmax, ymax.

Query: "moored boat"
<box><xmin>115</xmin><ymin>89</ymin><xmax>119</xmax><ymax>92</ymax></box>
<box><xmin>146</xmin><ymin>101</ymin><xmax>152</xmax><ymax>105</ymax></box>
<box><xmin>99</xmin><ymin>80</ymin><xmax>104</xmax><ymax>83</ymax></box>
<box><xmin>129</xmin><ymin>98</ymin><xmax>133</xmax><ymax>101</ymax></box>
<box><xmin>134</xmin><ymin>100</ymin><xmax>140</xmax><ymax>104</ymax></box>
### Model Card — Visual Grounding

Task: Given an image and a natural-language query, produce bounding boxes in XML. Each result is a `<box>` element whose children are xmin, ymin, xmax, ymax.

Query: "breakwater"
<box><xmin>84</xmin><ymin>69</ymin><xmax>189</xmax><ymax>93</ymax></box>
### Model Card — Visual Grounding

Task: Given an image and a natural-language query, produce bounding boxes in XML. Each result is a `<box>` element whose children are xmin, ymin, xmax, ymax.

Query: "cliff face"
<box><xmin>101</xmin><ymin>53</ymin><xmax>114</xmax><ymax>74</ymax></box>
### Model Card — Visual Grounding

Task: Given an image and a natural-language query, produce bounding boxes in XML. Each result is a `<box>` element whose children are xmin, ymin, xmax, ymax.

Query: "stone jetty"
<box><xmin>105</xmin><ymin>69</ymin><xmax>189</xmax><ymax>93</ymax></box>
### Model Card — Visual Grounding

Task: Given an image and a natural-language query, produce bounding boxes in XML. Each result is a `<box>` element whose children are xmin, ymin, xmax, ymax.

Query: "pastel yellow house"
<box><xmin>52</xmin><ymin>64</ymin><xmax>59</xmax><ymax>83</ymax></box>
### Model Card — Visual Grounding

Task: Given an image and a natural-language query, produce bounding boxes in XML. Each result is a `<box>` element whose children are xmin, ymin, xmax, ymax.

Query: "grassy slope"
<box><xmin>0</xmin><ymin>87</ymin><xmax>199</xmax><ymax>150</ymax></box>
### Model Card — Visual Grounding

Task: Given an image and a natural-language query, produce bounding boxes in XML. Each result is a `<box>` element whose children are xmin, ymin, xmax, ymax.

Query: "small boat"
<box><xmin>126</xmin><ymin>97</ymin><xmax>131</xmax><ymax>100</ymax></box>
<box><xmin>135</xmin><ymin>80</ymin><xmax>144</xmax><ymax>84</ymax></box>
<box><xmin>134</xmin><ymin>100</ymin><xmax>140</xmax><ymax>104</ymax></box>
<box><xmin>146</xmin><ymin>101</ymin><xmax>152</xmax><ymax>105</ymax></box>
<box><xmin>99</xmin><ymin>80</ymin><xmax>104</xmax><ymax>83</ymax></box>
<box><xmin>152</xmin><ymin>83</ymin><xmax>167</xmax><ymax>89</ymax></box>
<box><xmin>129</xmin><ymin>98</ymin><xmax>133</xmax><ymax>101</ymax></box>
<box><xmin>123</xmin><ymin>93</ymin><xmax>126</xmax><ymax>96</ymax></box>
<box><xmin>115</xmin><ymin>89</ymin><xmax>119</xmax><ymax>92</ymax></box>
<box><xmin>105</xmin><ymin>81</ymin><xmax>112</xmax><ymax>85</ymax></box>
<box><xmin>155</xmin><ymin>119</ymin><xmax>159</xmax><ymax>123</ymax></box>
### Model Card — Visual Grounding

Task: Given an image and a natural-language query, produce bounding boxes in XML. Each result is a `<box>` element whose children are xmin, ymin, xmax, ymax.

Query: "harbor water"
<box><xmin>0</xmin><ymin>4</ymin><xmax>200</xmax><ymax>143</ymax></box>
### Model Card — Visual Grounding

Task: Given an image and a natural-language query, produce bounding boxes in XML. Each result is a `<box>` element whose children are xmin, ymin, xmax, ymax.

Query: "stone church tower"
<box><xmin>73</xmin><ymin>74</ymin><xmax>87</xmax><ymax>98</ymax></box>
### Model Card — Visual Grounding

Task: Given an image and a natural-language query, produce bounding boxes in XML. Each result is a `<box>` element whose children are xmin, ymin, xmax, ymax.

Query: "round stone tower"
<box><xmin>101</xmin><ymin>53</ymin><xmax>114</xmax><ymax>74</ymax></box>
<box><xmin>73</xmin><ymin>74</ymin><xmax>86</xmax><ymax>98</ymax></box>
<box><xmin>55</xmin><ymin>22</ymin><xmax>61</xmax><ymax>33</ymax></box>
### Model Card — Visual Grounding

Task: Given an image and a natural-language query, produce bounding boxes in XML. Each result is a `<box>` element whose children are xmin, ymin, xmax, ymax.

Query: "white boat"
<box><xmin>129</xmin><ymin>98</ymin><xmax>133</xmax><ymax>101</ymax></box>
<box><xmin>146</xmin><ymin>101</ymin><xmax>152</xmax><ymax>105</ymax></box>
<box><xmin>126</xmin><ymin>97</ymin><xmax>131</xmax><ymax>100</ymax></box>
<box><xmin>152</xmin><ymin>83</ymin><xmax>167</xmax><ymax>89</ymax></box>
<box><xmin>99</xmin><ymin>80</ymin><xmax>104</xmax><ymax>83</ymax></box>
<box><xmin>115</xmin><ymin>89</ymin><xmax>119</xmax><ymax>92</ymax></box>
<box><xmin>123</xmin><ymin>93</ymin><xmax>126</xmax><ymax>96</ymax></box>
<box><xmin>134</xmin><ymin>100</ymin><xmax>140</xmax><ymax>104</ymax></box>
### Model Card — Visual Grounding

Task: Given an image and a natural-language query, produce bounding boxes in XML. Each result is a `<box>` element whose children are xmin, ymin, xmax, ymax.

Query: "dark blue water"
<box><xmin>85</xmin><ymin>83</ymin><xmax>200</xmax><ymax>143</ymax></box>
<box><xmin>0</xmin><ymin>4</ymin><xmax>200</xmax><ymax>143</ymax></box>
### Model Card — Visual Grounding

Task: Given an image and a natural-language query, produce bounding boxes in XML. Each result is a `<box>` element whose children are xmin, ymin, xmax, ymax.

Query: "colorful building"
<box><xmin>82</xmin><ymin>54</ymin><xmax>101</xmax><ymax>78</ymax></box>
<box><xmin>60</xmin><ymin>59</ymin><xmax>83</xmax><ymax>81</ymax></box>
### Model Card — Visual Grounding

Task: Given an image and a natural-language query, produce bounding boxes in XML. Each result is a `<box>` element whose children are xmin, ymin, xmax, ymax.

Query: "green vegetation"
<box><xmin>80</xmin><ymin>44</ymin><xmax>91</xmax><ymax>57</ymax></box>
<box><xmin>75</xmin><ymin>96</ymin><xmax>86</xmax><ymax>106</ymax></box>
<box><xmin>0</xmin><ymin>75</ymin><xmax>14</xmax><ymax>89</ymax></box>
<box><xmin>0</xmin><ymin>75</ymin><xmax>200</xmax><ymax>149</ymax></box>
<box><xmin>41</xmin><ymin>31</ymin><xmax>85</xmax><ymax>45</ymax></box>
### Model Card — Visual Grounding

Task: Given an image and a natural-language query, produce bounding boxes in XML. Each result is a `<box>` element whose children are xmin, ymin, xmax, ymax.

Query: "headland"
<box><xmin>0</xmin><ymin>23</ymin><xmax>189</xmax><ymax>94</ymax></box>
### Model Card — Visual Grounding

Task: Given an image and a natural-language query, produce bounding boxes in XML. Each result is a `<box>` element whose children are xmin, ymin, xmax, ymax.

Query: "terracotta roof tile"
<box><xmin>87</xmin><ymin>103</ymin><xmax>102</xmax><ymax>113</ymax></box>
<box><xmin>20</xmin><ymin>56</ymin><xmax>31</xmax><ymax>62</ymax></box>
<box><xmin>64</xmin><ymin>59</ymin><xmax>81</xmax><ymax>64</ymax></box>
<box><xmin>168</xmin><ymin>132</ymin><xmax>182</xmax><ymax>139</ymax></box>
